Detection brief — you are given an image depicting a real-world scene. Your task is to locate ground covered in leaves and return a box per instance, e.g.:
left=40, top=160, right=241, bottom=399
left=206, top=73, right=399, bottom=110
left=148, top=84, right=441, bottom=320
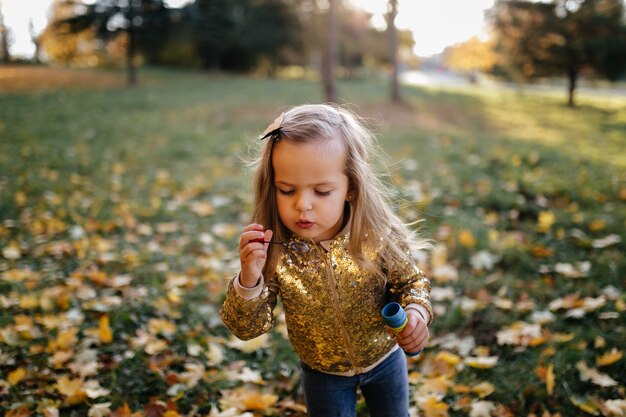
left=1, top=66, right=625, bottom=417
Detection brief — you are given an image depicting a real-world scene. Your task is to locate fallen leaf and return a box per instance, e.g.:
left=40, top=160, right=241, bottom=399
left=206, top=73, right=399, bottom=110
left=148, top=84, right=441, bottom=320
left=242, top=392, right=279, bottom=410
left=459, top=230, right=476, bottom=248
left=8, top=367, right=26, bottom=385
left=111, top=403, right=133, bottom=417
left=471, top=382, right=495, bottom=398
left=88, top=403, right=112, bottom=417
left=98, top=315, right=113, bottom=344
left=2, top=241, right=22, bottom=260
left=569, top=395, right=601, bottom=415
left=420, top=396, right=449, bottom=417
left=546, top=363, right=555, bottom=395
left=469, top=400, right=496, bottom=417
left=227, top=334, right=270, bottom=353
left=603, top=399, right=626, bottom=416
left=537, top=211, right=556, bottom=232
left=576, top=361, right=618, bottom=387
left=464, top=356, right=498, bottom=369
left=596, top=349, right=623, bottom=367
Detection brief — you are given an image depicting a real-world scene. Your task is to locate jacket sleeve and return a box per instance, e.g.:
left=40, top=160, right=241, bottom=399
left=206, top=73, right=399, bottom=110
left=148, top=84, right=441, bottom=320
left=386, top=251, right=434, bottom=326
left=220, top=274, right=279, bottom=340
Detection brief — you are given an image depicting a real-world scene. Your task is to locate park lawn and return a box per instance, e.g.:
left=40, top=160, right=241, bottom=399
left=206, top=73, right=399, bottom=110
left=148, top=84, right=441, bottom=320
left=0, top=66, right=625, bottom=416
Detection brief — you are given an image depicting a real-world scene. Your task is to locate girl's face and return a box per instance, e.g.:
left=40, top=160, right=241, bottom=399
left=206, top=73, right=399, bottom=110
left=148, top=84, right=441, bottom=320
left=272, top=138, right=351, bottom=242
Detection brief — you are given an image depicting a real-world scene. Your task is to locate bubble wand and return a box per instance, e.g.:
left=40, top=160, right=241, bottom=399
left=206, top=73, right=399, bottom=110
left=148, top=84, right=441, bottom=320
left=382, top=302, right=422, bottom=357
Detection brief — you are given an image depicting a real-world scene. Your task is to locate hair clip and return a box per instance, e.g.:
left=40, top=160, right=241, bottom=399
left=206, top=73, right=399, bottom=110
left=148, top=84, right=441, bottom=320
left=259, top=112, right=285, bottom=141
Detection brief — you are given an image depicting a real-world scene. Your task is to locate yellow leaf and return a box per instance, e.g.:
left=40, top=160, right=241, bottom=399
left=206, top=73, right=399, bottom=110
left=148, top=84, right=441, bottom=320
left=589, top=219, right=606, bottom=232
left=56, top=376, right=83, bottom=396
left=546, top=363, right=555, bottom=395
left=19, top=294, right=39, bottom=309
left=464, top=356, right=498, bottom=369
left=227, top=334, right=270, bottom=353
left=471, top=382, right=495, bottom=398
left=435, top=351, right=461, bottom=366
left=148, top=318, right=177, bottom=337
left=569, top=395, right=601, bottom=415
left=163, top=412, right=180, bottom=417
left=111, top=403, right=133, bottom=417
left=596, top=348, right=623, bottom=367
left=2, top=241, right=22, bottom=260
left=54, top=327, right=79, bottom=350
left=576, top=361, right=618, bottom=387
left=421, top=396, right=449, bottom=417
left=99, top=315, right=113, bottom=344
left=551, top=333, right=576, bottom=343
left=537, top=211, right=556, bottom=233
left=242, top=392, right=279, bottom=410
left=458, top=230, right=476, bottom=248
left=15, top=191, right=27, bottom=206
left=8, top=367, right=26, bottom=385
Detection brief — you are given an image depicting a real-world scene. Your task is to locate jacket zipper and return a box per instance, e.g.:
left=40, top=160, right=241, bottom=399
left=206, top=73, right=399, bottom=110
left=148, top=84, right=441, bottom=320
left=317, top=243, right=358, bottom=370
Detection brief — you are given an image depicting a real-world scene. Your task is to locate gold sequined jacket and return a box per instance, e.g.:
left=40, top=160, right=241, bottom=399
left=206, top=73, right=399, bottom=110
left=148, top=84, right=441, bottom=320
left=220, top=232, right=432, bottom=374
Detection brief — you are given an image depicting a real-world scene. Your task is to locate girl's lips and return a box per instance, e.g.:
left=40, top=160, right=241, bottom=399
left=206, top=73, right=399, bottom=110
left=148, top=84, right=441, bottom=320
left=296, top=221, right=313, bottom=229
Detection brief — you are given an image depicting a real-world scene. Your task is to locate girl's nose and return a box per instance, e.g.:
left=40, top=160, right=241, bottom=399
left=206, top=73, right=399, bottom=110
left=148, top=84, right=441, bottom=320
left=295, top=194, right=312, bottom=212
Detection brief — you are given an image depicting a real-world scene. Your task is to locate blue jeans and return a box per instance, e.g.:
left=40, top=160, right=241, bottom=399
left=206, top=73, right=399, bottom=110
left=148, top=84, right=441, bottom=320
left=300, top=348, right=409, bottom=417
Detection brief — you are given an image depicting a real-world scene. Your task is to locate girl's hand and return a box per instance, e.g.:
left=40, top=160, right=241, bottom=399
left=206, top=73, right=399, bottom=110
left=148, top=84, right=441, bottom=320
left=395, top=309, right=429, bottom=354
left=239, top=224, right=273, bottom=288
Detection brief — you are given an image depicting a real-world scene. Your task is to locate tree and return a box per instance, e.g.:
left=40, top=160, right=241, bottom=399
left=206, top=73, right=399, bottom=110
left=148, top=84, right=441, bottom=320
left=55, top=0, right=171, bottom=85
left=0, top=0, right=11, bottom=63
left=443, top=36, right=497, bottom=81
left=387, top=0, right=401, bottom=103
left=188, top=0, right=298, bottom=72
left=29, top=19, right=41, bottom=63
left=489, top=0, right=626, bottom=106
left=322, top=0, right=339, bottom=102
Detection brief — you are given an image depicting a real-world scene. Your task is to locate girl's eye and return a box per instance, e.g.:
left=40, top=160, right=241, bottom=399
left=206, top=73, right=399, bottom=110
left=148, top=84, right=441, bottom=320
left=278, top=189, right=294, bottom=196
left=315, top=190, right=332, bottom=196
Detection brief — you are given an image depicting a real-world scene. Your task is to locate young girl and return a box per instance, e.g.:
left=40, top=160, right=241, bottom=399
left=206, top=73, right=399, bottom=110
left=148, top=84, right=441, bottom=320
left=221, top=104, right=433, bottom=417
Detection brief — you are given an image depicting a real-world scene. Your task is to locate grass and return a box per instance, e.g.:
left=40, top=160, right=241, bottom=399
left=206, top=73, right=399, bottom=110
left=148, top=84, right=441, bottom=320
left=0, top=65, right=625, bottom=416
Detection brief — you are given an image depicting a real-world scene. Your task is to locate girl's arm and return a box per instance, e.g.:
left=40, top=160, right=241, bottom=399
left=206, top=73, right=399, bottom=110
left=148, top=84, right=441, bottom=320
left=220, top=224, right=278, bottom=340
left=220, top=273, right=278, bottom=340
left=387, top=258, right=433, bottom=325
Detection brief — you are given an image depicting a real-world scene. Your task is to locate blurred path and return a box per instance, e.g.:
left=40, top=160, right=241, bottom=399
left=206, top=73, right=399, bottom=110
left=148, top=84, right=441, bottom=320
left=401, top=69, right=626, bottom=97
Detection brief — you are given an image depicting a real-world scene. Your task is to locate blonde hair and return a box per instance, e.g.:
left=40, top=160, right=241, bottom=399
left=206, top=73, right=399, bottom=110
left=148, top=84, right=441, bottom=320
left=248, top=103, right=429, bottom=280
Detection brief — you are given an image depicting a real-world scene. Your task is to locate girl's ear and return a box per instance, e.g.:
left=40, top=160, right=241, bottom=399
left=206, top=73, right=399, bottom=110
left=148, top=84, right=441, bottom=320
left=346, top=191, right=354, bottom=201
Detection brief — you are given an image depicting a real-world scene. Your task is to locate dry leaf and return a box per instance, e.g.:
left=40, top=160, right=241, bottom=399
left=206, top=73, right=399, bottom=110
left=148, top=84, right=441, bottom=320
left=546, top=363, right=555, bottom=395
left=420, top=396, right=449, bottom=417
left=537, top=211, right=556, bottom=232
left=242, top=392, right=279, bottom=410
left=569, top=395, right=601, bottom=415
left=469, top=401, right=496, bottom=417
left=603, top=399, right=626, bottom=416
left=471, top=382, right=495, bottom=398
left=227, top=334, right=270, bottom=353
left=98, top=315, right=113, bottom=344
left=111, top=403, right=133, bottom=417
left=464, top=356, right=498, bottom=369
left=596, top=348, right=623, bottom=367
left=2, top=241, right=22, bottom=260
left=576, top=361, right=618, bottom=387
left=88, top=403, right=112, bottom=417
left=8, top=367, right=26, bottom=385
left=458, top=230, right=476, bottom=248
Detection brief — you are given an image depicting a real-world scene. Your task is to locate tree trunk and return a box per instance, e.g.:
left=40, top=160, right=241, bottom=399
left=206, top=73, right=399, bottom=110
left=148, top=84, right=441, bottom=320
left=0, top=1, right=11, bottom=64
left=388, top=0, right=401, bottom=103
left=126, top=4, right=137, bottom=86
left=322, top=0, right=338, bottom=103
left=567, top=66, right=577, bottom=107
left=29, top=19, right=40, bottom=63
